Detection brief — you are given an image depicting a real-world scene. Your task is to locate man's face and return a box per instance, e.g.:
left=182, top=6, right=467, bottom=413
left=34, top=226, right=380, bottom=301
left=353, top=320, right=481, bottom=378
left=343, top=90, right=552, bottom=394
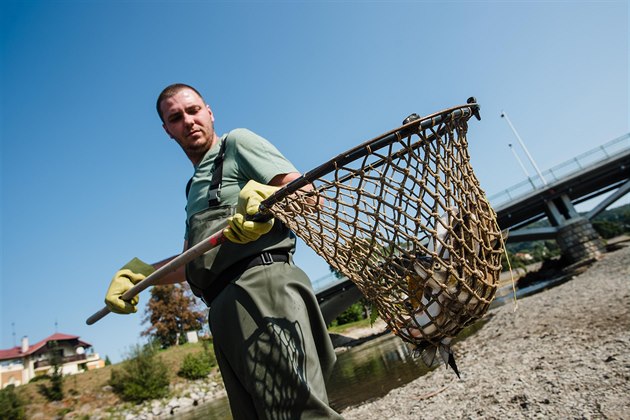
left=160, top=88, right=216, bottom=164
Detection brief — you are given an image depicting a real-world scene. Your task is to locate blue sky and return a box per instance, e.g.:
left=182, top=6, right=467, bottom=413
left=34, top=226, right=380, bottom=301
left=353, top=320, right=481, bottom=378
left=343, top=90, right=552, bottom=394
left=1, top=1, right=628, bottom=363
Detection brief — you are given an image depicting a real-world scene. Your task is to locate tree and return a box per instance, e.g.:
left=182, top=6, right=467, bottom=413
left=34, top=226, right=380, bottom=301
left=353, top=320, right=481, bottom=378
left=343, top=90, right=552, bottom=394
left=37, top=341, right=64, bottom=401
left=141, top=283, right=206, bottom=348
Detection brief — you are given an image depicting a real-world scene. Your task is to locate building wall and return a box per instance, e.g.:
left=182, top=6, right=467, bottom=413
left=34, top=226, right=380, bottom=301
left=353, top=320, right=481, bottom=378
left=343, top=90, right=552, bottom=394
left=1, top=345, right=104, bottom=387
left=0, top=363, right=25, bottom=388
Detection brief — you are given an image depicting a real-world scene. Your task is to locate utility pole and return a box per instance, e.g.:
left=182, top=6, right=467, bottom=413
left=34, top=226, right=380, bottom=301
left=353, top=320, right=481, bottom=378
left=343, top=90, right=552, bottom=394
left=501, top=110, right=548, bottom=186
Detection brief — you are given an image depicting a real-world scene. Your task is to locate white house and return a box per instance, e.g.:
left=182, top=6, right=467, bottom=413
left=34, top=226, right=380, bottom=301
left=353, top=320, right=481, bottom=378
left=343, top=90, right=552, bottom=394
left=0, top=333, right=104, bottom=388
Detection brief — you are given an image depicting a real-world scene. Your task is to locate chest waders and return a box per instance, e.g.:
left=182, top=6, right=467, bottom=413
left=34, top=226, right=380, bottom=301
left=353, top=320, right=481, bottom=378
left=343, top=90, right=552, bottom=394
left=185, top=138, right=296, bottom=306
left=185, top=135, right=342, bottom=419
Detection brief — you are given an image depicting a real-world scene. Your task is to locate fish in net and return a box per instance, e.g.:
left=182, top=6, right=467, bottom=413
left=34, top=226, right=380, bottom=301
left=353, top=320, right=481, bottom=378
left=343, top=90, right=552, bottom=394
left=262, top=99, right=504, bottom=376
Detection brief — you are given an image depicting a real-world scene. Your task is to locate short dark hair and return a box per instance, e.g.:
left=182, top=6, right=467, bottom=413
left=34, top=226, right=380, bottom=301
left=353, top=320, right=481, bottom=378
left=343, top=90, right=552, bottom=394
left=156, top=83, right=205, bottom=122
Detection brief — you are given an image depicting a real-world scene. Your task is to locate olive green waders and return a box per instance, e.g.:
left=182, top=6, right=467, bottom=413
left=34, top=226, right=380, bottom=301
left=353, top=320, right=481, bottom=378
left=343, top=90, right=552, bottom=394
left=208, top=260, right=342, bottom=420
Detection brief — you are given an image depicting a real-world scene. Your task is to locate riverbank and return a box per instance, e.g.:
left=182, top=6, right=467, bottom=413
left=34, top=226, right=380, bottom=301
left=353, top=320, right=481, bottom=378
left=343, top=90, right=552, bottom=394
left=16, top=244, right=628, bottom=419
left=341, top=245, right=630, bottom=419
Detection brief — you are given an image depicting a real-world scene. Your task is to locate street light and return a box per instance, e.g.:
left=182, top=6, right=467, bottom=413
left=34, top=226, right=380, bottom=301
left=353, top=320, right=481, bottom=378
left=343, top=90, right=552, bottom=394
left=508, top=143, right=536, bottom=189
left=501, top=110, right=548, bottom=186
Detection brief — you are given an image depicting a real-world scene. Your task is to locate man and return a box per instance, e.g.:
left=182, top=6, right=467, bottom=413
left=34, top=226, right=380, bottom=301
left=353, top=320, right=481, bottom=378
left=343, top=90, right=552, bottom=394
left=104, top=84, right=342, bottom=419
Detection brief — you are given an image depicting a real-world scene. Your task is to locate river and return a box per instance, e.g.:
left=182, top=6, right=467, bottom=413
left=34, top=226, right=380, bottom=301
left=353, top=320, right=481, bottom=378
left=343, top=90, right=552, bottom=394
left=182, top=275, right=569, bottom=419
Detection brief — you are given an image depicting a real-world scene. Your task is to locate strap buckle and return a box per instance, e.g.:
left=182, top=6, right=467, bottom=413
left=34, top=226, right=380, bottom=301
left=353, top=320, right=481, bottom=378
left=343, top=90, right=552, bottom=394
left=260, top=252, right=274, bottom=265
left=208, top=184, right=222, bottom=205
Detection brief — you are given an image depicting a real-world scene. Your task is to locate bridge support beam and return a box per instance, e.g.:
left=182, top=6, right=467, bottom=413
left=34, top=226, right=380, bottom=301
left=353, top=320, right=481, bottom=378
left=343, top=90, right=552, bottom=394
left=586, top=179, right=630, bottom=220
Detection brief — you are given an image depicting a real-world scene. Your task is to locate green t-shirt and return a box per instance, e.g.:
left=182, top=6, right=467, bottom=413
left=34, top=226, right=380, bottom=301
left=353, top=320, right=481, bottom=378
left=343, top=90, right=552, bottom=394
left=186, top=128, right=298, bottom=231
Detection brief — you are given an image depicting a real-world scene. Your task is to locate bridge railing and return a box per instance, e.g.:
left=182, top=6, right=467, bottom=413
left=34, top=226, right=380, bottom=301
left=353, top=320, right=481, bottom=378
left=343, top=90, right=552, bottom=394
left=488, top=133, right=630, bottom=207
left=311, top=271, right=346, bottom=293
left=310, top=133, right=630, bottom=293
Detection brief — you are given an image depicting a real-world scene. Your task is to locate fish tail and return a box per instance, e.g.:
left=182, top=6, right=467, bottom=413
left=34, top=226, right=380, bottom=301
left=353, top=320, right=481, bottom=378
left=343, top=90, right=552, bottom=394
left=419, top=344, right=441, bottom=368
left=416, top=341, right=461, bottom=379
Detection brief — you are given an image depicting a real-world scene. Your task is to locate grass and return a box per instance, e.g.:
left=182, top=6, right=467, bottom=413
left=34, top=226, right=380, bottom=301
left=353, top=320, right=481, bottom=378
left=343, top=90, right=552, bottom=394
left=15, top=340, right=220, bottom=419
left=15, top=324, right=365, bottom=418
left=327, top=317, right=375, bottom=334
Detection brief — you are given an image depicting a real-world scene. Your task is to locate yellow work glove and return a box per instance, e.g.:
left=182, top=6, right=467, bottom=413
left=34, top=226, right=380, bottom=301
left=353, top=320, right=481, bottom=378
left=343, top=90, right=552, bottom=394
left=224, top=180, right=279, bottom=244
left=104, top=257, right=155, bottom=314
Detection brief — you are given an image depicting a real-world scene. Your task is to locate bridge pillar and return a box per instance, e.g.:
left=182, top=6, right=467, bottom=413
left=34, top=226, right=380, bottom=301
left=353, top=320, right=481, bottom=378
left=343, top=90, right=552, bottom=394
left=544, top=194, right=606, bottom=263
left=555, top=217, right=606, bottom=263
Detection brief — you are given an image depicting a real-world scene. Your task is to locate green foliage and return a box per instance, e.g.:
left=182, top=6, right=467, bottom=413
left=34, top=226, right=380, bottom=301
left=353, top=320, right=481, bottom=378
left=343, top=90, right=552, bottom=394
left=332, top=301, right=367, bottom=327
left=329, top=264, right=344, bottom=279
left=592, top=220, right=627, bottom=239
left=37, top=341, right=64, bottom=402
left=592, top=203, right=630, bottom=228
left=501, top=250, right=527, bottom=272
left=109, top=344, right=170, bottom=403
left=0, top=385, right=25, bottom=420
left=369, top=302, right=380, bottom=326
left=178, top=349, right=215, bottom=380
left=104, top=356, right=112, bottom=366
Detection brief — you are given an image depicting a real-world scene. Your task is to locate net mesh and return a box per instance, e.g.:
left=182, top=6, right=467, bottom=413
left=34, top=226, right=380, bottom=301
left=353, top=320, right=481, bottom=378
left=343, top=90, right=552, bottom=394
left=269, top=104, right=503, bottom=349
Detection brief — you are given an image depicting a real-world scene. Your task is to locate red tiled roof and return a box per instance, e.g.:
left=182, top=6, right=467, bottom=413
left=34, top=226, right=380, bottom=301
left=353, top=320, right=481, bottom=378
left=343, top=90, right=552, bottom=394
left=0, top=333, right=92, bottom=360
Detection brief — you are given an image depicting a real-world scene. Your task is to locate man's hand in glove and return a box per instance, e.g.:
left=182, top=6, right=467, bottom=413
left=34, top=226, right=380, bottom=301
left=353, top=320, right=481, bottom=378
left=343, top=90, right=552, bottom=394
left=105, top=257, right=155, bottom=314
left=224, top=180, right=279, bottom=244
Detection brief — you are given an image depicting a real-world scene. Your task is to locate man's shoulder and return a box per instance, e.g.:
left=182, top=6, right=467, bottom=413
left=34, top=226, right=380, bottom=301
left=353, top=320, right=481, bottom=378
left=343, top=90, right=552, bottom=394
left=225, top=128, right=272, bottom=150
left=226, top=128, right=260, bottom=140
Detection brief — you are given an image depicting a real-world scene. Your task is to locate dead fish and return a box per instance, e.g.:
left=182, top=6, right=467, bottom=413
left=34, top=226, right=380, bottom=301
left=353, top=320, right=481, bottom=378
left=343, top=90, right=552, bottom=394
left=415, top=337, right=461, bottom=379
left=404, top=208, right=472, bottom=377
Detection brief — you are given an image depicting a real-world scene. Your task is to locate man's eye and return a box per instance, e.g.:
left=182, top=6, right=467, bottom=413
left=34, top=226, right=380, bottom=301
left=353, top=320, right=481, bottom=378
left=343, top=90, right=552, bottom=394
left=187, top=106, right=201, bottom=115
left=168, top=114, right=182, bottom=123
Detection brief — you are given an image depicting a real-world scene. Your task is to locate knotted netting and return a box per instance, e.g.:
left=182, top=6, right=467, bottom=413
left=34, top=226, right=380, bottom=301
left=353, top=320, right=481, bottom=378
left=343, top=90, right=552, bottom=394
left=264, top=99, right=504, bottom=355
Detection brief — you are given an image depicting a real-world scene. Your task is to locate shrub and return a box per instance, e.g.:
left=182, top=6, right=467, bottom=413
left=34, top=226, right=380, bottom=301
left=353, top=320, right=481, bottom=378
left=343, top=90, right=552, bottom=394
left=178, top=339, right=217, bottom=380
left=335, top=301, right=366, bottom=326
left=0, top=385, right=26, bottom=420
left=109, top=344, right=170, bottom=403
left=178, top=352, right=214, bottom=379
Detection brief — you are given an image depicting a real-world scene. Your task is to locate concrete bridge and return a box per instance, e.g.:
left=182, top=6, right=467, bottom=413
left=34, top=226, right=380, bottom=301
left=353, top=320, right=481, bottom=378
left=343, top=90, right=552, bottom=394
left=490, top=133, right=630, bottom=261
left=313, top=132, right=630, bottom=323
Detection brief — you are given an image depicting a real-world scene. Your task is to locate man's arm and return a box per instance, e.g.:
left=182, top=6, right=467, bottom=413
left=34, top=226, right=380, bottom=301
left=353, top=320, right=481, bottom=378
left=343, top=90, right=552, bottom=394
left=149, top=241, right=188, bottom=285
left=269, top=172, right=321, bottom=208
left=155, top=173, right=307, bottom=283
left=269, top=172, right=300, bottom=186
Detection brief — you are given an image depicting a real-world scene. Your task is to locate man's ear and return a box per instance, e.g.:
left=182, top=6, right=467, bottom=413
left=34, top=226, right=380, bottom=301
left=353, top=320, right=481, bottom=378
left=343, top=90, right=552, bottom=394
left=206, top=104, right=215, bottom=122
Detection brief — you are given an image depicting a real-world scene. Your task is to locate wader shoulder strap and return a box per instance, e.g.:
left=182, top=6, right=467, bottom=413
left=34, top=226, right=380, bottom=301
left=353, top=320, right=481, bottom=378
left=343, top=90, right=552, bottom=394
left=185, top=138, right=228, bottom=206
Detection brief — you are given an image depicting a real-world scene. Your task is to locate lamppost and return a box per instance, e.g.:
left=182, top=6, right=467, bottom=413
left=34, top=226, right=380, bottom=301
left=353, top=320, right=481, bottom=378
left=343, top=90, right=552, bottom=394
left=501, top=110, right=548, bottom=186
left=509, top=143, right=536, bottom=189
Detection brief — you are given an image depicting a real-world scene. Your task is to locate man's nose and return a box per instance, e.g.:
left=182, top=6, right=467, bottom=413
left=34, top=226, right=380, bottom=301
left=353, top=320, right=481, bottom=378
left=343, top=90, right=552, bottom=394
left=184, top=113, right=195, bottom=126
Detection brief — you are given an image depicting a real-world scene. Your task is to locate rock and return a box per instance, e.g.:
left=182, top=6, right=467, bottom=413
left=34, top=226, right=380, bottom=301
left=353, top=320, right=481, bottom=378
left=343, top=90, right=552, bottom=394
left=178, top=397, right=195, bottom=409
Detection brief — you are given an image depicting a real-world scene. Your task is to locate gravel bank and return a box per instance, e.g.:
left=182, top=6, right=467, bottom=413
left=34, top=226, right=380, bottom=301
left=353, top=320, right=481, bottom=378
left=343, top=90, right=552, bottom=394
left=342, top=245, right=630, bottom=419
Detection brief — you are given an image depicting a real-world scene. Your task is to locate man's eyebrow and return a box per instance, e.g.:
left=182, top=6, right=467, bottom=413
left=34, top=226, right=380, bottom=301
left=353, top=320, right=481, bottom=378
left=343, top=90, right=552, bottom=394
left=166, top=110, right=182, bottom=119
